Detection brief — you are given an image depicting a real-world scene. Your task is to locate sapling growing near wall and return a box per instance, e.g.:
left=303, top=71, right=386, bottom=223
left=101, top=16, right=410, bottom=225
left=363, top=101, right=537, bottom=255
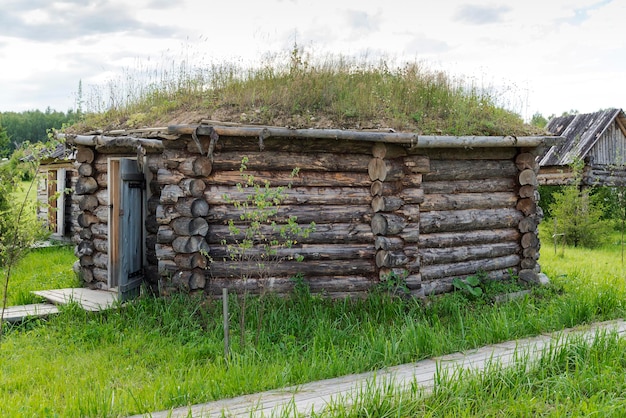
left=549, top=158, right=611, bottom=248
left=0, top=141, right=59, bottom=340
left=218, top=157, right=315, bottom=348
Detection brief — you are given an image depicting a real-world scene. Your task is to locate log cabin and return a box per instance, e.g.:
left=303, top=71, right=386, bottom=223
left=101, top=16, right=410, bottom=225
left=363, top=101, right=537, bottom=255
left=61, top=123, right=562, bottom=301
left=538, top=108, right=626, bottom=186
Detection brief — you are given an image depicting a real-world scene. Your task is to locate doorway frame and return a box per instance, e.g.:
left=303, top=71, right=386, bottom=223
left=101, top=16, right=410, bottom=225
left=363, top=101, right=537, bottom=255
left=107, top=157, right=147, bottom=292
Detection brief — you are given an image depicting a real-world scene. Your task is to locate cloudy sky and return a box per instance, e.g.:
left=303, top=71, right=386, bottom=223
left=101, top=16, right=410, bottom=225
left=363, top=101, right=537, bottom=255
left=1, top=0, right=624, bottom=120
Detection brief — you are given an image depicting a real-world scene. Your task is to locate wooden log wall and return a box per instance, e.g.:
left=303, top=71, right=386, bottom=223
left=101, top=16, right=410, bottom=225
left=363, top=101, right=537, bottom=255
left=537, top=165, right=575, bottom=186
left=147, top=142, right=210, bottom=295
left=72, top=146, right=104, bottom=287
left=585, top=166, right=626, bottom=187
left=414, top=147, right=531, bottom=296
left=369, top=142, right=425, bottom=295
left=515, top=149, right=543, bottom=283
left=539, top=164, right=626, bottom=187
left=174, top=135, right=378, bottom=298
left=69, top=129, right=547, bottom=299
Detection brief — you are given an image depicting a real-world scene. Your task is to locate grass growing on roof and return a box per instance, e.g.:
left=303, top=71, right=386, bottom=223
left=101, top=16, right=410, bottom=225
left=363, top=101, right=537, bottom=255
left=75, top=47, right=541, bottom=136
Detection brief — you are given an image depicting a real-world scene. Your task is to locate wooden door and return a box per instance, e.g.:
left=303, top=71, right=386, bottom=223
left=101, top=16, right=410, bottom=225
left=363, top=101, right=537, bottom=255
left=110, top=159, right=145, bottom=302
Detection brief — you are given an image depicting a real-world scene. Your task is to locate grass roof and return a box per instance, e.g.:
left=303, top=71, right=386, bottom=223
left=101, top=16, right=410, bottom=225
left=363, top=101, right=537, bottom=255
left=72, top=48, right=543, bottom=136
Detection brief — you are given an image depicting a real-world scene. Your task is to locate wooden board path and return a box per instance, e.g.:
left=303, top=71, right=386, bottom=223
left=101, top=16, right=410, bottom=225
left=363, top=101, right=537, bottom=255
left=137, top=319, right=626, bottom=418
left=1, top=303, right=59, bottom=323
left=1, top=288, right=118, bottom=324
left=32, top=288, right=118, bottom=312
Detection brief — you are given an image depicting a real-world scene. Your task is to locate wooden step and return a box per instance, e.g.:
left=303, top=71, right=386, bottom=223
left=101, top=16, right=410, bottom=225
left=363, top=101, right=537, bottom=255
left=1, top=303, right=59, bottom=323
left=32, top=288, right=118, bottom=312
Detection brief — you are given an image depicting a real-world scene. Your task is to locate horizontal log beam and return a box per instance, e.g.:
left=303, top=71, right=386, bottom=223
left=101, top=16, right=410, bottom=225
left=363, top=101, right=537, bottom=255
left=168, top=124, right=562, bottom=148
left=207, top=259, right=374, bottom=278
left=205, top=276, right=375, bottom=295
left=414, top=136, right=562, bottom=148
left=422, top=178, right=516, bottom=194
left=408, top=148, right=517, bottom=160
left=420, top=254, right=520, bottom=281
left=537, top=166, right=575, bottom=186
left=190, top=136, right=374, bottom=155
left=421, top=268, right=516, bottom=296
left=415, top=242, right=521, bottom=266
left=211, top=151, right=372, bottom=173
left=206, top=204, right=372, bottom=224
left=418, top=228, right=520, bottom=248
left=205, top=186, right=372, bottom=206
left=61, top=134, right=163, bottom=151
left=420, top=208, right=523, bottom=234
left=208, top=243, right=374, bottom=261
left=207, top=170, right=372, bottom=187
left=420, top=192, right=518, bottom=212
left=424, top=160, right=518, bottom=181
left=371, top=213, right=408, bottom=235
left=208, top=223, right=373, bottom=244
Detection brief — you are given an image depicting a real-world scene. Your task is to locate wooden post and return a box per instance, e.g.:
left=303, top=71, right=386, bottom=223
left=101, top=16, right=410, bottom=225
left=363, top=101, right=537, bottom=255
left=553, top=217, right=557, bottom=255
left=223, top=288, right=230, bottom=361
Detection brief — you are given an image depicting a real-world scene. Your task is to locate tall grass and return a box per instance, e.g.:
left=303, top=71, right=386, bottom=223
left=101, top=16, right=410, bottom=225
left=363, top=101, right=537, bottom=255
left=1, top=181, right=78, bottom=306
left=2, top=242, right=626, bottom=417
left=76, top=47, right=539, bottom=136
left=2, top=246, right=79, bottom=306
left=1, top=228, right=624, bottom=416
left=318, top=331, right=626, bottom=417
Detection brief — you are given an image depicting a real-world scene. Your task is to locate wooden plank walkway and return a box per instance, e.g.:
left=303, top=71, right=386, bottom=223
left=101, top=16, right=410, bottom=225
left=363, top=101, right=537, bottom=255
left=1, top=303, right=59, bottom=323
left=1, top=288, right=118, bottom=323
left=138, top=319, right=626, bottom=418
left=32, top=288, right=118, bottom=312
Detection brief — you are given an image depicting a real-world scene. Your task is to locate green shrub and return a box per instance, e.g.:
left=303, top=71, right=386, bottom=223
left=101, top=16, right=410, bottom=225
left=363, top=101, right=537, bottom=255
left=549, top=160, right=612, bottom=248
left=550, top=186, right=611, bottom=248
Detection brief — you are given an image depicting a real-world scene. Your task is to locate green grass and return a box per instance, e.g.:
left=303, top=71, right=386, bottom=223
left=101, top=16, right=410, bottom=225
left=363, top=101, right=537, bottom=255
left=317, top=331, right=626, bottom=417
left=3, top=179, right=39, bottom=238
left=1, top=228, right=625, bottom=416
left=1, top=179, right=78, bottom=306
left=1, top=246, right=79, bottom=306
left=75, top=47, right=541, bottom=137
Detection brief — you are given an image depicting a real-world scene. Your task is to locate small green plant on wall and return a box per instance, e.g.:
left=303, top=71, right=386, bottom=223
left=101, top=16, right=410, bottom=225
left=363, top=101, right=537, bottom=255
left=376, top=269, right=410, bottom=298
left=219, top=157, right=315, bottom=348
left=452, top=274, right=484, bottom=299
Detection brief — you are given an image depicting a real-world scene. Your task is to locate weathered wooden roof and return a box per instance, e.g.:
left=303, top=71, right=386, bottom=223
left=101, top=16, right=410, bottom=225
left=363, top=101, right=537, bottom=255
left=22, top=142, right=75, bottom=163
left=539, top=108, right=626, bottom=166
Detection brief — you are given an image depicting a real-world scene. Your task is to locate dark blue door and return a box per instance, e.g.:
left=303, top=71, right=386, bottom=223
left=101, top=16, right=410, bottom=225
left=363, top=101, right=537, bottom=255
left=119, top=159, right=144, bottom=302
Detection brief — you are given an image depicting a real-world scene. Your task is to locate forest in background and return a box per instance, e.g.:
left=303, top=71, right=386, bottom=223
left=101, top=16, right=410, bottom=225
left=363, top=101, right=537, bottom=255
left=0, top=108, right=78, bottom=158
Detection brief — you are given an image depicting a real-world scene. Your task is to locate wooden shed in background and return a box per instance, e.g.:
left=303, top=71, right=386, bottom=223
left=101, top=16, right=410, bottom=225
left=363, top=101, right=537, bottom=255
left=538, top=108, right=626, bottom=186
left=36, top=143, right=79, bottom=241
left=62, top=123, right=561, bottom=301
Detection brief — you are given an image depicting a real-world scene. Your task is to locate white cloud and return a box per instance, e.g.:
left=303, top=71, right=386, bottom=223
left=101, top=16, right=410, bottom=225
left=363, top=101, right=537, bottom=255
left=453, top=4, right=512, bottom=25
left=0, top=0, right=624, bottom=119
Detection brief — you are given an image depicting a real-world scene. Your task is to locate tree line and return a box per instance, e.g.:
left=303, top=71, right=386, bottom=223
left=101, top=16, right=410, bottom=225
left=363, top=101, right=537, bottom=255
left=0, top=108, right=78, bottom=158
